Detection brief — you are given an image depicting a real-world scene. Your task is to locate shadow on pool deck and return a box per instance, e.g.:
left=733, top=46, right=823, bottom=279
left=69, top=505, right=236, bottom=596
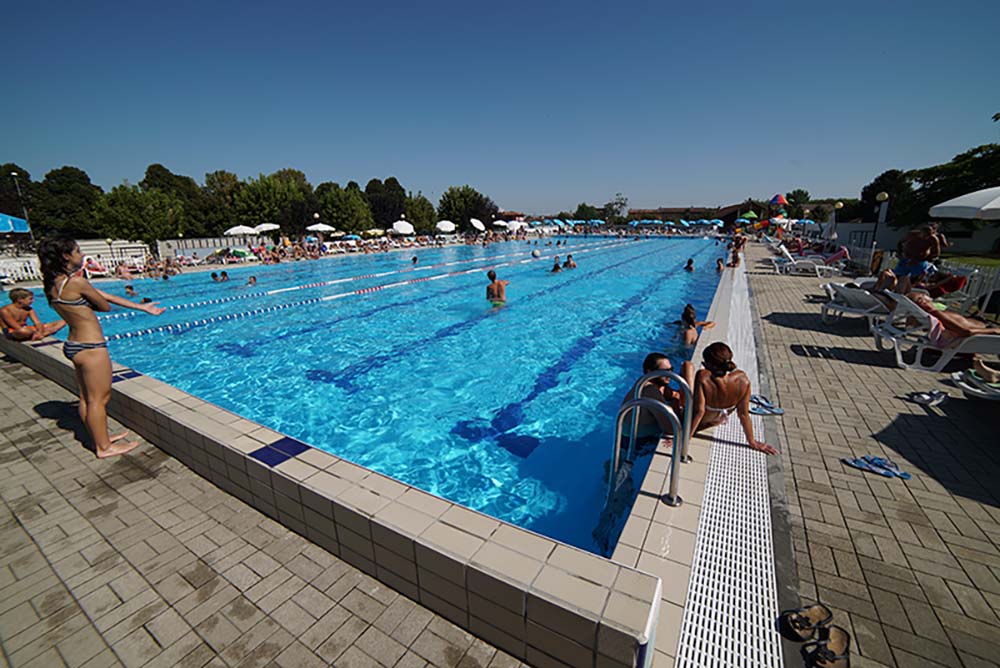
left=871, top=402, right=1000, bottom=509
left=764, top=311, right=870, bottom=336
left=33, top=399, right=93, bottom=453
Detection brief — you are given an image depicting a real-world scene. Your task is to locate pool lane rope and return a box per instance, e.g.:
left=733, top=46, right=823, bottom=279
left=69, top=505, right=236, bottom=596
left=97, top=239, right=620, bottom=322
left=107, top=239, right=639, bottom=341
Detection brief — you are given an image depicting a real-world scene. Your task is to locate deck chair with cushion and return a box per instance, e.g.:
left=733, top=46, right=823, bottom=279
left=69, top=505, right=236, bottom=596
left=770, top=246, right=839, bottom=277
left=821, top=284, right=890, bottom=330
left=873, top=293, right=1000, bottom=372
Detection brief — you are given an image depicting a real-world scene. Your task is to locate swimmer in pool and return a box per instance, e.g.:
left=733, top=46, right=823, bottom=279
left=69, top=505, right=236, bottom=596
left=562, top=254, right=576, bottom=269
left=684, top=258, right=694, bottom=272
left=679, top=304, right=715, bottom=346
left=486, top=270, right=509, bottom=307
left=551, top=257, right=562, bottom=273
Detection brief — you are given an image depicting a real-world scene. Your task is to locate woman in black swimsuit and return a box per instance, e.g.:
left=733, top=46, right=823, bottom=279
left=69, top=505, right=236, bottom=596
left=38, top=237, right=165, bottom=458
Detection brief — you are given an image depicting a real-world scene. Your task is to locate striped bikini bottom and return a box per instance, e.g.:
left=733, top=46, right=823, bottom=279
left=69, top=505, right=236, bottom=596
left=63, top=340, right=108, bottom=361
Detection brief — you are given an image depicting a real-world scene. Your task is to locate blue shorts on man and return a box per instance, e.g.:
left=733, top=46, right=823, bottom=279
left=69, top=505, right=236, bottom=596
left=894, top=258, right=930, bottom=278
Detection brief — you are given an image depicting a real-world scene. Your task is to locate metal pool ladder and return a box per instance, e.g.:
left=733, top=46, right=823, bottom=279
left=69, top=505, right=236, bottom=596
left=608, top=370, right=693, bottom=507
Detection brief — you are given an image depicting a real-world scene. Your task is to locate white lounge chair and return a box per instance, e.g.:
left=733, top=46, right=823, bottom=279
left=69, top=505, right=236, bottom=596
left=873, top=293, right=1000, bottom=372
left=770, top=246, right=838, bottom=277
left=821, top=284, right=890, bottom=330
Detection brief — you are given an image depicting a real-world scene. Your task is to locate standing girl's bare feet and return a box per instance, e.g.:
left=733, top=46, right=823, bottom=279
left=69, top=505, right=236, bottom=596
left=109, top=431, right=131, bottom=443
left=96, top=440, right=140, bottom=458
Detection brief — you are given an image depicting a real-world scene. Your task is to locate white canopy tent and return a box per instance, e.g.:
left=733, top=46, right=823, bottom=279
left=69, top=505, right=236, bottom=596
left=391, top=220, right=415, bottom=235
left=224, top=225, right=256, bottom=235
left=929, top=186, right=1000, bottom=220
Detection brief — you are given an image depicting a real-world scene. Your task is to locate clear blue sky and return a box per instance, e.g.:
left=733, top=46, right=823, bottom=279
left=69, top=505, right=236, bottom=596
left=8, top=0, right=999, bottom=213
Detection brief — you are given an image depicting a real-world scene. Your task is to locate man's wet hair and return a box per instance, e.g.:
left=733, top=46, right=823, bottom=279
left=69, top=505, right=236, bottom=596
left=487, top=270, right=496, bottom=281
left=642, top=352, right=670, bottom=373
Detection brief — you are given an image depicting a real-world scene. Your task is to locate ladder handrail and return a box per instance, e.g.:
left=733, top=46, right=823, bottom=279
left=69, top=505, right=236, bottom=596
left=627, top=370, right=694, bottom=462
left=611, top=398, right=684, bottom=507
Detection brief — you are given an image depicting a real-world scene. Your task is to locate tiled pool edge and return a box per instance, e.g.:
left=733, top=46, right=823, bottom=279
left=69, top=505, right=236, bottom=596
left=0, top=336, right=661, bottom=668
left=609, top=259, right=734, bottom=666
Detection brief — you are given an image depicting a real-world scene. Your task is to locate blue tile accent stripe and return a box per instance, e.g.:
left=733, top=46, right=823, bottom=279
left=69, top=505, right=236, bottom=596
left=111, top=369, right=142, bottom=383
left=249, top=447, right=292, bottom=467
left=269, top=436, right=311, bottom=457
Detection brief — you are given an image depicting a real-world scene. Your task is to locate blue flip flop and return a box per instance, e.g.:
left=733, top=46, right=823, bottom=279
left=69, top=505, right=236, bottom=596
left=842, top=457, right=894, bottom=478
left=862, top=456, right=912, bottom=480
left=751, top=395, right=785, bottom=415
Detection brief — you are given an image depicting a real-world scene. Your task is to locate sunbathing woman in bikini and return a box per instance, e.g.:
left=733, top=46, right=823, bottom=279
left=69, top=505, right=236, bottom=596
left=689, top=342, right=778, bottom=455
left=38, top=237, right=165, bottom=458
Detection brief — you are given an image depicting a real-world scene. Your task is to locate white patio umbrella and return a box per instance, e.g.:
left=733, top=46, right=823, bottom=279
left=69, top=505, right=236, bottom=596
left=391, top=220, right=415, bottom=235
left=493, top=219, right=508, bottom=227
left=364, top=228, right=385, bottom=236
left=306, top=222, right=336, bottom=232
left=435, top=220, right=456, bottom=233
left=470, top=218, right=485, bottom=232
left=224, top=225, right=256, bottom=235
left=254, top=223, right=280, bottom=233
left=929, top=185, right=1000, bottom=220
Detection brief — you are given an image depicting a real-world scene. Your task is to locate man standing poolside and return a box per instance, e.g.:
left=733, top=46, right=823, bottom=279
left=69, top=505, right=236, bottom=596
left=1, top=289, right=66, bottom=341
left=894, top=225, right=940, bottom=293
left=486, top=270, right=509, bottom=307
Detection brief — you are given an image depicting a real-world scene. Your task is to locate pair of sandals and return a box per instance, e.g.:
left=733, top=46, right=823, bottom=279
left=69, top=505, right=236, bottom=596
left=779, top=603, right=850, bottom=667
left=842, top=455, right=911, bottom=480
left=906, top=389, right=948, bottom=407
left=750, top=394, right=785, bottom=416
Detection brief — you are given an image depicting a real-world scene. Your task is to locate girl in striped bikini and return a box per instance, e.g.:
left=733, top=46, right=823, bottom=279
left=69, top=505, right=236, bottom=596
left=39, top=237, right=165, bottom=458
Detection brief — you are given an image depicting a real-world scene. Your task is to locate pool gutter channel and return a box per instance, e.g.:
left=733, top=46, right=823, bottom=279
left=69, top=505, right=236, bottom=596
left=2, top=333, right=662, bottom=668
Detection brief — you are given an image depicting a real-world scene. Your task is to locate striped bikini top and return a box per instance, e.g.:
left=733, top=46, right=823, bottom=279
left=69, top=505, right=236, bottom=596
left=49, top=276, right=91, bottom=308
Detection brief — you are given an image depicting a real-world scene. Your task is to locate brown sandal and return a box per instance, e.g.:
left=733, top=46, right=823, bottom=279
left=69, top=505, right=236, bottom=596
left=778, top=603, right=833, bottom=641
left=802, top=625, right=851, bottom=668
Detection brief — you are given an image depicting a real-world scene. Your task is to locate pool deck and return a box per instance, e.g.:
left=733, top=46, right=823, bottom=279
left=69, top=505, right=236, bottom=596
left=3, top=240, right=999, bottom=667
left=0, top=357, right=524, bottom=668
left=746, top=244, right=1000, bottom=667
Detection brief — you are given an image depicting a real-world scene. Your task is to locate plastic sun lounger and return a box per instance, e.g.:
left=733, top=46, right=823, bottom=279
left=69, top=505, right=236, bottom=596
left=873, top=293, right=1000, bottom=373
left=821, top=284, right=890, bottom=331
left=770, top=246, right=839, bottom=277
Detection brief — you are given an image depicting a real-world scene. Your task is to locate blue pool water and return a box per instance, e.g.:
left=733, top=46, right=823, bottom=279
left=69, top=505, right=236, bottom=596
left=30, top=237, right=722, bottom=554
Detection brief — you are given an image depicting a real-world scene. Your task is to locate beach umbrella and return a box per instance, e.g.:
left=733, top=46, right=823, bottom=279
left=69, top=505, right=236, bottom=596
left=306, top=222, right=336, bottom=232
left=770, top=194, right=789, bottom=206
left=224, top=225, right=256, bottom=235
left=328, top=231, right=345, bottom=238
left=254, top=223, right=280, bottom=233
left=343, top=234, right=361, bottom=240
left=529, top=220, right=543, bottom=226
left=710, top=219, right=723, bottom=225
left=743, top=211, right=758, bottom=220
left=735, top=218, right=750, bottom=224
left=929, top=186, right=1000, bottom=220
left=435, top=220, right=456, bottom=233
left=391, top=220, right=415, bottom=235
left=799, top=219, right=816, bottom=225
left=470, top=218, right=486, bottom=231
left=680, top=221, right=690, bottom=227
left=364, top=228, right=385, bottom=236
left=589, top=219, right=604, bottom=225
left=493, top=220, right=508, bottom=227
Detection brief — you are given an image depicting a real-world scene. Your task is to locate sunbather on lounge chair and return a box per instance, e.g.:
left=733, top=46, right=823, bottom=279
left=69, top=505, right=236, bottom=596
left=910, top=293, right=1000, bottom=344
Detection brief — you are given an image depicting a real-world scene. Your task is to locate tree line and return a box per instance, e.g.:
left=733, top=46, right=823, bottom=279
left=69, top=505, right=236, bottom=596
left=0, top=163, right=506, bottom=245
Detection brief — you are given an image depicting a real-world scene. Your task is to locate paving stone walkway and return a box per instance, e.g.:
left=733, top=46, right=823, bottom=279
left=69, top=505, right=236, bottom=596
left=747, top=246, right=1000, bottom=667
left=0, top=355, right=521, bottom=668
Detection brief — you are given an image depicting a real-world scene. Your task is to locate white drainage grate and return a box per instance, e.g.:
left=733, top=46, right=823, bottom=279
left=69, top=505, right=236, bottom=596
left=675, top=264, right=784, bottom=668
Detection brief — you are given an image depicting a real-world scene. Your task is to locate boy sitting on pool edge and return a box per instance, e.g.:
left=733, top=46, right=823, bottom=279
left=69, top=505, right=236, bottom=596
left=1, top=288, right=66, bottom=341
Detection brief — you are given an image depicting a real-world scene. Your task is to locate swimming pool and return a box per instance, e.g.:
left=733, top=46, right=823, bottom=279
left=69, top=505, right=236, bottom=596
left=31, top=237, right=722, bottom=554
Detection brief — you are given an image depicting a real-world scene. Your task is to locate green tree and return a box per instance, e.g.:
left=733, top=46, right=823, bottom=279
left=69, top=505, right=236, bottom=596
left=139, top=164, right=206, bottom=236
left=405, top=192, right=437, bottom=233
left=270, top=168, right=315, bottom=234
left=860, top=169, right=915, bottom=228
left=602, top=193, right=628, bottom=225
left=202, top=170, right=243, bottom=235
left=573, top=203, right=601, bottom=221
left=33, top=166, right=103, bottom=237
left=317, top=183, right=374, bottom=233
left=93, top=183, right=185, bottom=246
left=786, top=189, right=811, bottom=218
left=436, top=185, right=499, bottom=232
left=809, top=204, right=830, bottom=223
left=233, top=174, right=305, bottom=231
left=0, top=163, right=32, bottom=219
left=902, top=144, right=1000, bottom=228
left=555, top=211, right=573, bottom=220
left=365, top=177, right=406, bottom=228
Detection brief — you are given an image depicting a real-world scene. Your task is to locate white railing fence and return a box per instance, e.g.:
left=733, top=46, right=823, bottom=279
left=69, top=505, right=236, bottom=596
left=0, top=258, right=42, bottom=282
